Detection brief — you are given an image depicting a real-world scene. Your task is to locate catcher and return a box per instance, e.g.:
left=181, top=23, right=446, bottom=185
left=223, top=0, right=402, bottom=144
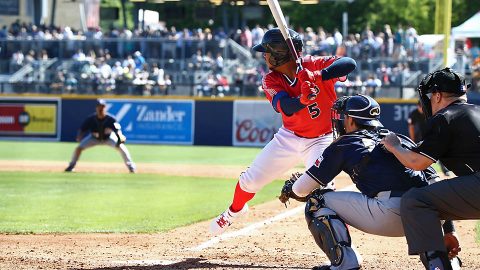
left=279, top=95, right=461, bottom=270
left=64, top=99, right=136, bottom=173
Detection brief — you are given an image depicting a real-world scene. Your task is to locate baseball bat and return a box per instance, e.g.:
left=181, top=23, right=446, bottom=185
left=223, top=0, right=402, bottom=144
left=266, top=0, right=317, bottom=100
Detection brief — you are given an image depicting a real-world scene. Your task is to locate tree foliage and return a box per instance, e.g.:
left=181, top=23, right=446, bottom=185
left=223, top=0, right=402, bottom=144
left=282, top=0, right=479, bottom=35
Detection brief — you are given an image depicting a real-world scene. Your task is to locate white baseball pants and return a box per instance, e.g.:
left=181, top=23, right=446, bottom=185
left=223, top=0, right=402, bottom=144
left=239, top=127, right=333, bottom=193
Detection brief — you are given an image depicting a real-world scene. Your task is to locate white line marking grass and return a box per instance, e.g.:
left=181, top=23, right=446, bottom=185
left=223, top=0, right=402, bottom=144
left=189, top=184, right=357, bottom=251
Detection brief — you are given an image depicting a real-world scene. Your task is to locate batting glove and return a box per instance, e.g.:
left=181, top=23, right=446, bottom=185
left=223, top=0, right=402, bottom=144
left=298, top=68, right=322, bottom=84
left=299, top=81, right=319, bottom=105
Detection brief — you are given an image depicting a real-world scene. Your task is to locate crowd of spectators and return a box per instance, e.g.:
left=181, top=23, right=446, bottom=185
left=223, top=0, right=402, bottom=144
left=0, top=20, right=229, bottom=42
left=2, top=19, right=479, bottom=96
left=56, top=49, right=176, bottom=95
left=240, top=23, right=422, bottom=61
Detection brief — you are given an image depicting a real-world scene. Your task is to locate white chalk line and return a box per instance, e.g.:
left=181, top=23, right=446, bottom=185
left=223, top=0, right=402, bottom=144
left=111, top=259, right=180, bottom=266
left=189, top=184, right=357, bottom=251
left=111, top=259, right=264, bottom=267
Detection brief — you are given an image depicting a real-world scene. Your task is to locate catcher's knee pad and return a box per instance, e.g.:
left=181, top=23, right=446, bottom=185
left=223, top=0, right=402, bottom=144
left=305, top=190, right=361, bottom=269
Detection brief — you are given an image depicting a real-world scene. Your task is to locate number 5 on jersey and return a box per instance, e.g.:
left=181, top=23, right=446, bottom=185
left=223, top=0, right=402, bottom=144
left=308, top=102, right=321, bottom=119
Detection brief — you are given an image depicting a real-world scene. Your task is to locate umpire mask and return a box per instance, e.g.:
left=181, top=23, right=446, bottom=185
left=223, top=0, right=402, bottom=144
left=418, top=67, right=471, bottom=119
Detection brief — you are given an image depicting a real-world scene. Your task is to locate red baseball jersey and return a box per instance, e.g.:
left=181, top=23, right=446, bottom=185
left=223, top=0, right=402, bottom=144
left=262, top=55, right=341, bottom=138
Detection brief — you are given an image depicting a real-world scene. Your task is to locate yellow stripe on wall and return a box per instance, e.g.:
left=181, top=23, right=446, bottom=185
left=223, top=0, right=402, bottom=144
left=23, top=105, right=57, bottom=134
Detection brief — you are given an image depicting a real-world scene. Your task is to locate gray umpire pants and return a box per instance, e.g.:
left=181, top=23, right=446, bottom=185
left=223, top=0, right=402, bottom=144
left=70, top=133, right=135, bottom=170
left=401, top=172, right=480, bottom=254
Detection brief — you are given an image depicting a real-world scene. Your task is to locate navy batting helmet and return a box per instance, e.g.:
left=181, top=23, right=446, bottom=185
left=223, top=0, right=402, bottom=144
left=331, top=95, right=383, bottom=138
left=252, top=28, right=303, bottom=67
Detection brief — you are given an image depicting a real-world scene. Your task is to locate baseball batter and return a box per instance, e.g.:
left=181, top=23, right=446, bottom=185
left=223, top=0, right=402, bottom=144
left=210, top=28, right=357, bottom=235
left=280, top=95, right=461, bottom=270
left=382, top=68, right=479, bottom=270
left=64, top=99, right=136, bottom=173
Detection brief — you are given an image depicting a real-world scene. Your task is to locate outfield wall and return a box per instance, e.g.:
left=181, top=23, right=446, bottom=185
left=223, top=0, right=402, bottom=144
left=0, top=96, right=480, bottom=146
left=0, top=96, right=429, bottom=146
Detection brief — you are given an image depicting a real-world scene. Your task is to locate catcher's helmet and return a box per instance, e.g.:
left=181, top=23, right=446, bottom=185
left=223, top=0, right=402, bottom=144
left=418, top=67, right=471, bottom=118
left=252, top=28, right=303, bottom=67
left=331, top=94, right=383, bottom=138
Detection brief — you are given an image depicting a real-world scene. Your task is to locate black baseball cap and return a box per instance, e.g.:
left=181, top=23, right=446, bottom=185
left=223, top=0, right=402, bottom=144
left=427, top=68, right=470, bottom=94
left=96, top=99, right=107, bottom=106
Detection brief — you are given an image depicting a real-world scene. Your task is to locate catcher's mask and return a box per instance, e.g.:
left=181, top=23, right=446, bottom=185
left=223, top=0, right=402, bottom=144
left=418, top=67, right=471, bottom=119
left=331, top=95, right=383, bottom=139
left=252, top=28, right=303, bottom=68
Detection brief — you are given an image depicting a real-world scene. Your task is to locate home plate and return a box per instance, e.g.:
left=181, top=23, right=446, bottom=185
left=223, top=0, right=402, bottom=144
left=111, top=259, right=180, bottom=266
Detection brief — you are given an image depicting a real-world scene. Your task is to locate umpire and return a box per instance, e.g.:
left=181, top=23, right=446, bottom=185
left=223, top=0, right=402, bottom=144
left=382, top=67, right=480, bottom=270
left=65, top=99, right=136, bottom=173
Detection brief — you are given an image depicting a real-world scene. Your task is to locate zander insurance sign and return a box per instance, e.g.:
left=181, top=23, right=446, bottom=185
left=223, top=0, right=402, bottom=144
left=0, top=98, right=60, bottom=139
left=106, top=99, right=194, bottom=144
left=233, top=100, right=282, bottom=147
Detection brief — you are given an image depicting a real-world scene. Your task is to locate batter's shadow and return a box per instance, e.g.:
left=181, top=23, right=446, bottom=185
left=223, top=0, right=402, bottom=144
left=79, top=257, right=309, bottom=270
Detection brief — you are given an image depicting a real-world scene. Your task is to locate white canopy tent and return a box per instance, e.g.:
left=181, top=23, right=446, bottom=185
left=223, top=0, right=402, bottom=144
left=452, top=12, right=480, bottom=39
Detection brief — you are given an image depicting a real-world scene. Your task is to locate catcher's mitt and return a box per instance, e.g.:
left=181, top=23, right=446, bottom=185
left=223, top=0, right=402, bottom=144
left=279, top=172, right=307, bottom=206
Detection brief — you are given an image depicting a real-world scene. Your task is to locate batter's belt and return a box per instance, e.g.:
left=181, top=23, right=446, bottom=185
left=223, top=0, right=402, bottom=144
left=294, top=131, right=333, bottom=139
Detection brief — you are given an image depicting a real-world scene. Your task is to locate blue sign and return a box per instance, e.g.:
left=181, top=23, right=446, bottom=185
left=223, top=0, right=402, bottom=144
left=106, top=100, right=194, bottom=144
left=379, top=102, right=417, bottom=136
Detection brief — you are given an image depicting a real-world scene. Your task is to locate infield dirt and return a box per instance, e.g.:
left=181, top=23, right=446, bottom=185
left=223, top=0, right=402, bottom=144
left=0, top=161, right=479, bottom=270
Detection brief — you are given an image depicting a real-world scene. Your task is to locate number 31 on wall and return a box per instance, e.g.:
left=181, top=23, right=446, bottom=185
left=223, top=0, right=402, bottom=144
left=393, top=105, right=416, bottom=121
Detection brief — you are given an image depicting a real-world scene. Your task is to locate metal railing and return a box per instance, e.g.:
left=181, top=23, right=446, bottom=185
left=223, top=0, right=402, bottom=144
left=0, top=38, right=228, bottom=61
left=0, top=79, right=426, bottom=99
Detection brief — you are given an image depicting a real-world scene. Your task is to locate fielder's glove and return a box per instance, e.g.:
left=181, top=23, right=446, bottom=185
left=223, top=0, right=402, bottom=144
left=279, top=172, right=308, bottom=207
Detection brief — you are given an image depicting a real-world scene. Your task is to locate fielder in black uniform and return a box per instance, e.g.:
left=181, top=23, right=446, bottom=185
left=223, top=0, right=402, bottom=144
left=279, top=95, right=461, bottom=270
left=65, top=99, right=136, bottom=173
left=382, top=68, right=480, bottom=270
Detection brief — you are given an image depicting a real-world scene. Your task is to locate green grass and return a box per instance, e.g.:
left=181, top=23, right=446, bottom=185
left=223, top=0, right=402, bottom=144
left=1, top=141, right=478, bottom=241
left=0, top=141, right=289, bottom=233
left=0, top=141, right=263, bottom=165
left=0, top=171, right=283, bottom=233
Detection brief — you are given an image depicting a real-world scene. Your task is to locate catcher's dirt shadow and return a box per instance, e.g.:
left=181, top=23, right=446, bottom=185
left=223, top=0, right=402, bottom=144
left=80, top=257, right=309, bottom=270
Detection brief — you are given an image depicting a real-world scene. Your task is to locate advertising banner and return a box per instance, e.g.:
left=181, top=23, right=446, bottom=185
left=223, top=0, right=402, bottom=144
left=233, top=100, right=282, bottom=147
left=0, top=98, right=60, bottom=139
left=106, top=99, right=194, bottom=144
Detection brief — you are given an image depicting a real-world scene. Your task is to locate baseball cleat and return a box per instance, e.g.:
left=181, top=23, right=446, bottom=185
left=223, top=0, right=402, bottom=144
left=64, top=165, right=75, bottom=172
left=451, top=257, right=462, bottom=270
left=312, top=266, right=360, bottom=270
left=209, top=204, right=248, bottom=236
left=312, top=265, right=331, bottom=270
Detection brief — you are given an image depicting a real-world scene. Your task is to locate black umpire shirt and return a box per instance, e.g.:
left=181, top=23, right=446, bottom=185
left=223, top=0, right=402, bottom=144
left=80, top=113, right=119, bottom=141
left=414, top=100, right=480, bottom=176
